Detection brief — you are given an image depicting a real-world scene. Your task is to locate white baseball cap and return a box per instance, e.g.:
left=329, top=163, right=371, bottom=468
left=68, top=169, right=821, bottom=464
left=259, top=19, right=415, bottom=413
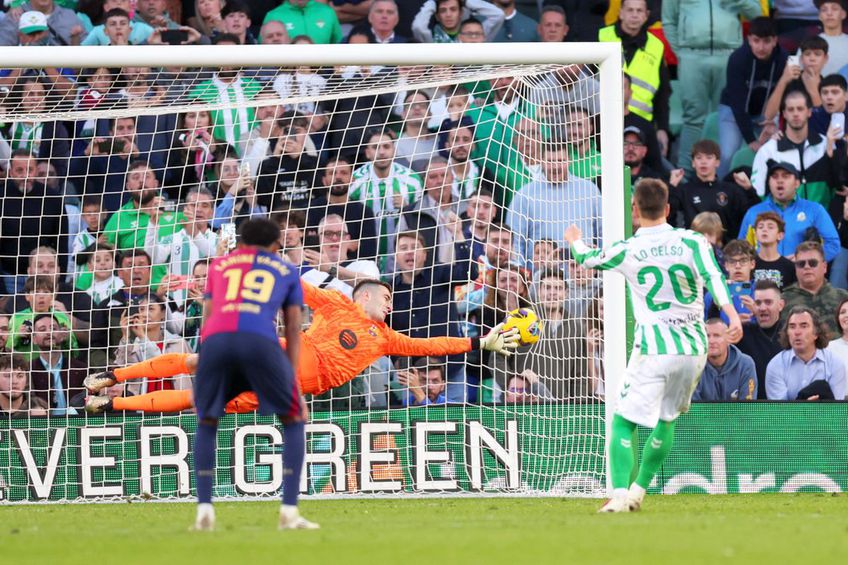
left=19, top=11, right=49, bottom=35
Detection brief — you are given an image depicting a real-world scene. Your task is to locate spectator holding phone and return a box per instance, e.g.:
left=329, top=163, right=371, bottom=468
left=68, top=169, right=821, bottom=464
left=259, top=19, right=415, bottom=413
left=146, top=187, right=218, bottom=310
left=706, top=240, right=757, bottom=323
left=395, top=356, right=447, bottom=406
left=810, top=74, right=848, bottom=137
left=752, top=211, right=798, bottom=289
left=114, top=294, right=192, bottom=395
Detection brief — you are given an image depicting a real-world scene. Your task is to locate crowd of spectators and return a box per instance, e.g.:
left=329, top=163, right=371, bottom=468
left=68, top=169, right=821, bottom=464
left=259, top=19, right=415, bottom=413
left=1, top=0, right=847, bottom=417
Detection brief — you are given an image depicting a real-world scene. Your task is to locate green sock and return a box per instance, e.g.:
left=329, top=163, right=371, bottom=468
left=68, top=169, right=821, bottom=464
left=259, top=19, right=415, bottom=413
left=610, top=414, right=638, bottom=489
left=635, top=420, right=676, bottom=489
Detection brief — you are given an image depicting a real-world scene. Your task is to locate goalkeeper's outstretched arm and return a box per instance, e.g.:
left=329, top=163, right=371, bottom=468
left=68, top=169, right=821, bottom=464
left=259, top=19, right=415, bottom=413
left=385, top=323, right=519, bottom=358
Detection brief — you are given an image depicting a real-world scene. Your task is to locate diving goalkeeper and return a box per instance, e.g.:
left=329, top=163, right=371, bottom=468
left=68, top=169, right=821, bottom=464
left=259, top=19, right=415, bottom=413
left=84, top=279, right=519, bottom=413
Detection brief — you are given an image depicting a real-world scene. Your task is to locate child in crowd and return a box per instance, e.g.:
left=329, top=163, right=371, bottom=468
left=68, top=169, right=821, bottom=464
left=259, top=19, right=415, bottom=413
left=85, top=244, right=124, bottom=305
left=752, top=211, right=797, bottom=289
left=69, top=196, right=108, bottom=283
left=690, top=211, right=726, bottom=271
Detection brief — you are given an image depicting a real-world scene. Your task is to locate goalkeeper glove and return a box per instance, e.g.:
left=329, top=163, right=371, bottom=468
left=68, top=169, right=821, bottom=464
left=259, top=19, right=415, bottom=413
left=479, top=322, right=520, bottom=356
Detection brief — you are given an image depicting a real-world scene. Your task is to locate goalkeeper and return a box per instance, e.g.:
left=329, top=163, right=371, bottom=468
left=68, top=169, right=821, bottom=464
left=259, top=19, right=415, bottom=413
left=564, top=178, right=742, bottom=513
left=85, top=279, right=519, bottom=413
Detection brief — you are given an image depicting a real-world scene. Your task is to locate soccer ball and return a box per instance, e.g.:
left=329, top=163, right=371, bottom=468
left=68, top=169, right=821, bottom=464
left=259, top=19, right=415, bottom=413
left=503, top=308, right=543, bottom=346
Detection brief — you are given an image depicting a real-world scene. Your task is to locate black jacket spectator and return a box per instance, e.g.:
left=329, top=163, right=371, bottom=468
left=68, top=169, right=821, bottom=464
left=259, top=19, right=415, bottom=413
left=255, top=152, right=319, bottom=211
left=670, top=179, right=760, bottom=243
left=306, top=198, right=379, bottom=261
left=1, top=121, right=72, bottom=177
left=719, top=41, right=788, bottom=146
left=390, top=241, right=477, bottom=340
left=550, top=0, right=609, bottom=43
left=736, top=321, right=783, bottom=400
left=0, top=181, right=67, bottom=277
left=29, top=356, right=88, bottom=412
left=625, top=113, right=663, bottom=172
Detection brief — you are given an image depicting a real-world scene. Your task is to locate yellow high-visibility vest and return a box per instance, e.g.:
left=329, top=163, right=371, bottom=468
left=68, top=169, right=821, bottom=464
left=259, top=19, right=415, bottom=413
left=599, top=25, right=664, bottom=122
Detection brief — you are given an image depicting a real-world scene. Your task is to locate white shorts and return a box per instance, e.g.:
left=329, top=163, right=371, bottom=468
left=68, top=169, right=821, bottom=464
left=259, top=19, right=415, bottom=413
left=615, top=353, right=707, bottom=428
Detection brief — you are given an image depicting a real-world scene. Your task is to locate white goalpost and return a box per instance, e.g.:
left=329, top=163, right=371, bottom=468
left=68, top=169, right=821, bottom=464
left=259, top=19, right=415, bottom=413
left=0, top=43, right=624, bottom=502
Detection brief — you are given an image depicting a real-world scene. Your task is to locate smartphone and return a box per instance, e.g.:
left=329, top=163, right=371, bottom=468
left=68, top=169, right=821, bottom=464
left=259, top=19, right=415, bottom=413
left=97, top=140, right=112, bottom=153
left=169, top=275, right=191, bottom=291
left=303, top=231, right=320, bottom=251
left=830, top=112, right=845, bottom=137
left=127, top=304, right=139, bottom=317
left=160, top=29, right=189, bottom=45
left=112, top=138, right=127, bottom=153
left=787, top=54, right=800, bottom=67
left=729, top=282, right=753, bottom=315
left=220, top=222, right=238, bottom=251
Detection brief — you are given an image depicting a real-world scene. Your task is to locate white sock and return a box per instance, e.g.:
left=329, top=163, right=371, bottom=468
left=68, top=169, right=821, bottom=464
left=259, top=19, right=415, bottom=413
left=281, top=504, right=298, bottom=515
left=628, top=483, right=646, bottom=500
left=612, top=487, right=628, bottom=499
left=197, top=503, right=214, bottom=514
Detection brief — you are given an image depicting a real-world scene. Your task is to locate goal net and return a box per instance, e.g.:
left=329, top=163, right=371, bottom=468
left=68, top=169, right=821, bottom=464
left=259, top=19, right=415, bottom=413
left=0, top=44, right=624, bottom=502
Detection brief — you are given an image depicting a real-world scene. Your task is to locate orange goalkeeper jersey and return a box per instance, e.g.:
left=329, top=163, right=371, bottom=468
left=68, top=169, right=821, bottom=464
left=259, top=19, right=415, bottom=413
left=296, top=282, right=475, bottom=394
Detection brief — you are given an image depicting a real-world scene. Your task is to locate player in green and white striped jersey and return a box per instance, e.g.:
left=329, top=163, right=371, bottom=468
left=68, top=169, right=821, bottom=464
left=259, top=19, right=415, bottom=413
left=349, top=130, right=423, bottom=271
left=565, top=178, right=742, bottom=514
left=144, top=188, right=217, bottom=307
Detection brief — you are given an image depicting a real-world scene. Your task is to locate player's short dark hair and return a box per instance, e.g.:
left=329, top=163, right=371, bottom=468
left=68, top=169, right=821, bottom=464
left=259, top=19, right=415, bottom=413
left=754, top=279, right=781, bottom=293
left=691, top=139, right=721, bottom=160
left=239, top=218, right=282, bottom=247
left=820, top=73, right=848, bottom=92
left=633, top=178, right=668, bottom=220
left=779, top=306, right=830, bottom=349
left=722, top=240, right=755, bottom=260
left=748, top=16, right=777, bottom=38
left=705, top=317, right=727, bottom=327
left=352, top=279, right=393, bottom=300
left=800, top=35, right=829, bottom=54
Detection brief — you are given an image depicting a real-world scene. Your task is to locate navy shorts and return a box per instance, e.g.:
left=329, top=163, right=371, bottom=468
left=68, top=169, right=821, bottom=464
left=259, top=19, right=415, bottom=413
left=194, top=333, right=299, bottom=419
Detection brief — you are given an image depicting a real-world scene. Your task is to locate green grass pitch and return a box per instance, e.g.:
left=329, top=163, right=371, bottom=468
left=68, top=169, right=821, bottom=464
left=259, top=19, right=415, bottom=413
left=1, top=494, right=845, bottom=564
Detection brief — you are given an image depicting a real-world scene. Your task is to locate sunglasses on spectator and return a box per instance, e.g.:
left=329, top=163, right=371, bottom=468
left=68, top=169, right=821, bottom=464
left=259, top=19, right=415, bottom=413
left=795, top=259, right=820, bottom=269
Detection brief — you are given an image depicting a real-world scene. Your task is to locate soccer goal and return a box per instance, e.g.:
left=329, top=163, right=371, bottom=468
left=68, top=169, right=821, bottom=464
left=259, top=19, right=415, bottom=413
left=0, top=43, right=624, bottom=502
